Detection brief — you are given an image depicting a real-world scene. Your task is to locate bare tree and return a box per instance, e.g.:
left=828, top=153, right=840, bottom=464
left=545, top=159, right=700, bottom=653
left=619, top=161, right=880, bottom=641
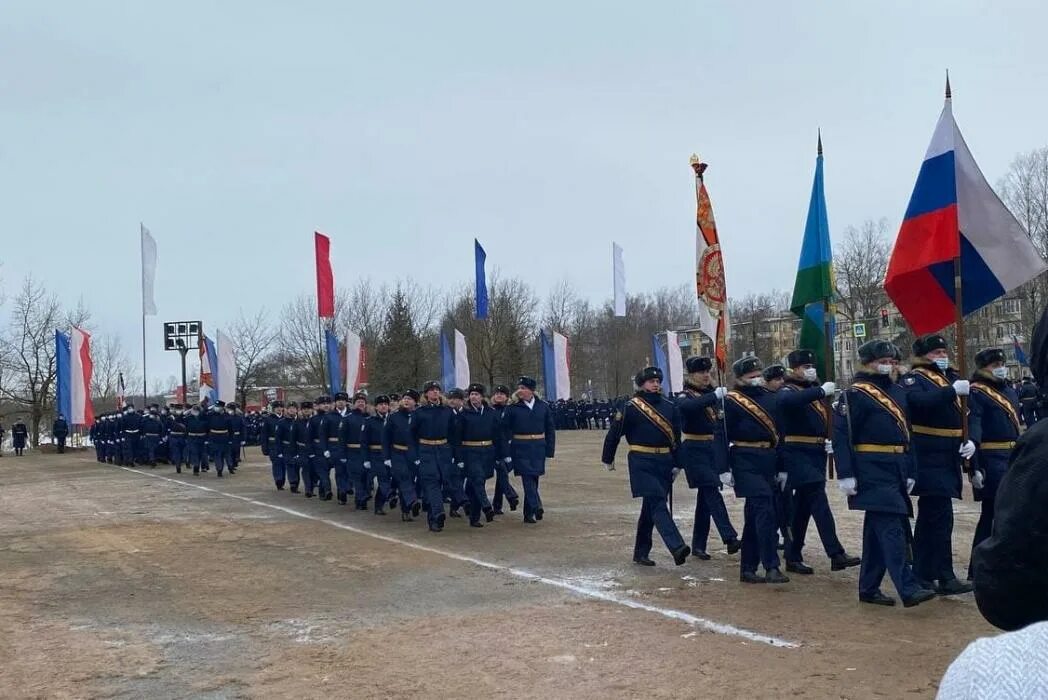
left=833, top=218, right=893, bottom=325
left=997, top=147, right=1048, bottom=342
left=90, top=332, right=134, bottom=407
left=227, top=309, right=277, bottom=406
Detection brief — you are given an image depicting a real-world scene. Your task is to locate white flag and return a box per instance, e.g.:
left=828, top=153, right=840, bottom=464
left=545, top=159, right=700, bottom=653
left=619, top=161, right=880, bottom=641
left=344, top=330, right=362, bottom=392
left=553, top=331, right=571, bottom=400
left=216, top=330, right=237, bottom=404
left=454, top=329, right=470, bottom=389
left=141, top=224, right=158, bottom=316
left=612, top=242, right=626, bottom=317
left=665, top=330, right=684, bottom=394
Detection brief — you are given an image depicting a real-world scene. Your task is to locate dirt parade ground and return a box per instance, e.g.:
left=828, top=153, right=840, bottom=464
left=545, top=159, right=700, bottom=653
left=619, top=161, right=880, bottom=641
left=0, top=431, right=995, bottom=699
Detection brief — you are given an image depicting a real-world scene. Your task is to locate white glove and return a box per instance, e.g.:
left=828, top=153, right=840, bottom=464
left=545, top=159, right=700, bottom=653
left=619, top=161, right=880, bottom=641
left=838, top=477, right=858, bottom=496
left=952, top=380, right=970, bottom=396
left=323, top=450, right=330, bottom=458
left=820, top=382, right=836, bottom=397
left=383, top=459, right=392, bottom=468
left=504, top=457, right=512, bottom=464
left=824, top=440, right=834, bottom=455
left=959, top=440, right=976, bottom=460
left=906, top=478, right=916, bottom=494
left=714, top=387, right=728, bottom=400
left=277, top=454, right=283, bottom=459
left=457, top=462, right=465, bottom=470
left=776, top=472, right=788, bottom=491
left=671, top=467, right=681, bottom=481
left=971, top=470, right=985, bottom=489
left=414, top=460, right=420, bottom=466
left=364, top=461, right=371, bottom=470
left=719, top=472, right=734, bottom=487
left=603, top=462, right=615, bottom=472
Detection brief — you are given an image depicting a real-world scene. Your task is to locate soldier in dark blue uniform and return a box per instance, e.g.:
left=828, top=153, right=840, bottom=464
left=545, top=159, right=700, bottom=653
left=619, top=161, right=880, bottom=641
left=778, top=349, right=859, bottom=575
left=835, top=340, right=937, bottom=607
left=320, top=393, right=347, bottom=504
left=603, top=367, right=691, bottom=566
left=343, top=392, right=370, bottom=509
left=1018, top=377, right=1038, bottom=426
left=414, top=381, right=461, bottom=531
left=500, top=376, right=556, bottom=524
left=185, top=404, right=208, bottom=475
left=720, top=357, right=789, bottom=584
left=12, top=419, right=29, bottom=456
left=206, top=402, right=232, bottom=477
left=309, top=396, right=334, bottom=500
left=456, top=383, right=499, bottom=527
left=676, top=356, right=739, bottom=559
left=279, top=402, right=300, bottom=492
left=761, top=363, right=793, bottom=555
left=762, top=364, right=787, bottom=392
left=295, top=402, right=315, bottom=496
left=227, top=403, right=244, bottom=473
left=52, top=414, right=69, bottom=453
left=168, top=405, right=187, bottom=474
left=383, top=390, right=422, bottom=522
left=363, top=395, right=392, bottom=514
left=140, top=405, right=163, bottom=467
left=119, top=404, right=142, bottom=466
left=489, top=385, right=520, bottom=514
left=967, top=347, right=1021, bottom=578
left=901, top=334, right=974, bottom=596
left=262, top=402, right=284, bottom=488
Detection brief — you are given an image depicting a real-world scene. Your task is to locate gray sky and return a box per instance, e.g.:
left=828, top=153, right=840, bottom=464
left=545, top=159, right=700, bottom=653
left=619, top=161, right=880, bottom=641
left=3, top=1, right=1046, bottom=380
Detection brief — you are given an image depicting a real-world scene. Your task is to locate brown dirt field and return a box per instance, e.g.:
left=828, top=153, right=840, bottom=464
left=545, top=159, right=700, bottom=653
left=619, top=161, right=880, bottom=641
left=0, top=431, right=994, bottom=698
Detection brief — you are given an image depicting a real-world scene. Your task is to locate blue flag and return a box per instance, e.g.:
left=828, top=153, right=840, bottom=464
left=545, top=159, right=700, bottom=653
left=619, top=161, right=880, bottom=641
left=325, top=329, right=342, bottom=395
left=540, top=330, right=556, bottom=399
left=652, top=334, right=671, bottom=397
left=441, top=333, right=455, bottom=389
left=475, top=239, right=488, bottom=320
left=56, top=330, right=72, bottom=420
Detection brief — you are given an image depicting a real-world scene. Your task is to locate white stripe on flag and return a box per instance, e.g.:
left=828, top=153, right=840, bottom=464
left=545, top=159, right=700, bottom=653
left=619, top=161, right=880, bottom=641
left=141, top=224, right=158, bottom=316
left=553, top=331, right=570, bottom=400
left=70, top=327, right=90, bottom=424
left=216, top=330, right=236, bottom=404
left=454, top=329, right=470, bottom=389
left=344, top=331, right=362, bottom=392
left=665, top=330, right=683, bottom=394
left=612, top=242, right=626, bottom=317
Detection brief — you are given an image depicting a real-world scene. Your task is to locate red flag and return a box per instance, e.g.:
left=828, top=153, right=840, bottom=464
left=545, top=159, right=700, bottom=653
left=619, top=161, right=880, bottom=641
left=315, top=231, right=335, bottom=318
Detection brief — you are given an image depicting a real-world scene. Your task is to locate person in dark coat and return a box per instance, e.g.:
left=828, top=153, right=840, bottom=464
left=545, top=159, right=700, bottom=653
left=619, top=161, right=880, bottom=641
left=140, top=405, right=163, bottom=467
left=675, top=356, right=739, bottom=559
left=308, top=396, right=334, bottom=499
left=52, top=414, right=69, bottom=453
left=343, top=393, right=370, bottom=509
left=293, top=402, right=314, bottom=495
left=383, top=390, right=422, bottom=522
left=260, top=402, right=282, bottom=486
left=279, top=402, right=300, bottom=492
left=901, top=334, right=974, bottom=596
left=489, top=385, right=520, bottom=514
left=834, top=340, right=936, bottom=608
left=967, top=347, right=1021, bottom=579
left=455, top=383, right=500, bottom=527
left=12, top=419, right=29, bottom=456
left=720, top=356, right=789, bottom=584
left=602, top=367, right=691, bottom=566
left=362, top=396, right=392, bottom=514
left=413, top=382, right=462, bottom=532
left=227, top=403, right=245, bottom=473
left=1018, top=377, right=1039, bottom=427
left=167, top=405, right=187, bottom=474
left=500, top=376, right=556, bottom=524
left=119, top=404, right=142, bottom=466
left=184, top=404, right=208, bottom=476
left=206, top=402, right=232, bottom=478
left=778, top=349, right=859, bottom=575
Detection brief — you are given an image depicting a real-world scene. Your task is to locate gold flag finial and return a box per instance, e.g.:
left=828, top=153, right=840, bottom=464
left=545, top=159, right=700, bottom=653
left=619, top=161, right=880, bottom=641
left=689, top=153, right=707, bottom=176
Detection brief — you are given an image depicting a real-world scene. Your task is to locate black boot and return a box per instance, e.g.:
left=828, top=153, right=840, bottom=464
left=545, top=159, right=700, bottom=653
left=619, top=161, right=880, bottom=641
left=290, top=483, right=299, bottom=493
left=860, top=591, right=897, bottom=607
left=830, top=553, right=861, bottom=571
left=671, top=545, right=691, bottom=566
left=401, top=512, right=413, bottom=522
left=765, top=568, right=790, bottom=584
left=725, top=539, right=742, bottom=555
left=483, top=507, right=495, bottom=523
left=508, top=497, right=519, bottom=511
left=786, top=561, right=814, bottom=575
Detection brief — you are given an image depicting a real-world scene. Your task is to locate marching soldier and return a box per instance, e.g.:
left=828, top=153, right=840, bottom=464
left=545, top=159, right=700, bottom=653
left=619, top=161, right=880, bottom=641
left=206, top=402, right=232, bottom=477
left=263, top=402, right=285, bottom=488
left=324, top=393, right=349, bottom=504
left=383, top=390, right=422, bottom=522
left=834, top=340, right=937, bottom=607
left=168, top=405, right=187, bottom=474
left=602, top=367, right=691, bottom=566
left=778, top=350, right=859, bottom=575
left=227, top=403, right=244, bottom=473
left=720, top=357, right=789, bottom=584
left=141, top=405, right=163, bottom=467
left=902, top=335, right=974, bottom=596
left=967, top=347, right=1021, bottom=578
left=309, top=396, right=334, bottom=500
left=52, top=414, right=69, bottom=453
left=344, top=392, right=371, bottom=509
left=676, top=356, right=739, bottom=559
left=489, top=385, right=520, bottom=514
left=1018, top=377, right=1038, bottom=426
left=279, top=402, right=300, bottom=492
left=762, top=364, right=787, bottom=392
left=119, top=404, right=141, bottom=466
left=456, top=383, right=499, bottom=527
left=500, top=376, right=556, bottom=524
left=363, top=395, right=393, bottom=514
left=185, top=404, right=208, bottom=475
left=295, top=401, right=315, bottom=496
left=414, top=381, right=461, bottom=532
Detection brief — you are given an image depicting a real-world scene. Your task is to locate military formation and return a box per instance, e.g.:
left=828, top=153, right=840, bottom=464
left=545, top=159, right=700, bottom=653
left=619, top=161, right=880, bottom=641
left=602, top=334, right=1021, bottom=609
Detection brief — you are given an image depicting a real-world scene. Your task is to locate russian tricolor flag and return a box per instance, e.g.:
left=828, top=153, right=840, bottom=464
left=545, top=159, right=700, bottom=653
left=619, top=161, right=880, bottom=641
left=886, top=86, right=1047, bottom=335
left=56, top=327, right=93, bottom=426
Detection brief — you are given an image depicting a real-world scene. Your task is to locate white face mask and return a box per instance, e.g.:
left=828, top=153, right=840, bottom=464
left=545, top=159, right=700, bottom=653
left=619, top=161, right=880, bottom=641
left=748, top=377, right=765, bottom=387
left=933, top=357, right=949, bottom=371
left=991, top=367, right=1009, bottom=379
left=802, top=368, right=818, bottom=381
left=876, top=364, right=893, bottom=375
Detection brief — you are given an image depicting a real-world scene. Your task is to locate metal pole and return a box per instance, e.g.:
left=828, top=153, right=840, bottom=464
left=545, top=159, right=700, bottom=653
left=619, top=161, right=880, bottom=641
left=179, top=347, right=188, bottom=408
left=954, top=256, right=971, bottom=474
left=141, top=229, right=148, bottom=406
left=823, top=299, right=836, bottom=479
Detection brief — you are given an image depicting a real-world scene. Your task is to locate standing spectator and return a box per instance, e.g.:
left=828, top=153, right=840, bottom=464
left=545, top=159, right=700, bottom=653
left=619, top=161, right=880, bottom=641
left=53, top=414, right=69, bottom=453
left=0, top=420, right=5, bottom=457
left=12, top=419, right=29, bottom=456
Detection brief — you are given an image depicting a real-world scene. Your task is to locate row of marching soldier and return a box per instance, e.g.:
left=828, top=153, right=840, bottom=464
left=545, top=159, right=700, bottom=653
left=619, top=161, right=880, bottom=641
left=602, top=333, right=1017, bottom=609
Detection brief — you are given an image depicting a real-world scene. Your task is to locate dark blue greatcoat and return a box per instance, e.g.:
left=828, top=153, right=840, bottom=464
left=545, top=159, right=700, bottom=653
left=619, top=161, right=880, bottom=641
left=777, top=378, right=831, bottom=487
left=676, top=383, right=726, bottom=489
left=501, top=397, right=556, bottom=476
left=968, top=371, right=1021, bottom=503
left=901, top=359, right=964, bottom=499
left=718, top=385, right=780, bottom=499
left=602, top=390, right=681, bottom=499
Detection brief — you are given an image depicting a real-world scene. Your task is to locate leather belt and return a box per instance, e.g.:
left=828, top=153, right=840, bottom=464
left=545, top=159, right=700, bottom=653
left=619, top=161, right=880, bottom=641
left=144, top=433, right=160, bottom=437
left=343, top=443, right=361, bottom=448
left=419, top=438, right=448, bottom=446
left=209, top=430, right=228, bottom=435
left=327, top=438, right=339, bottom=442
left=123, top=429, right=139, bottom=434
left=912, top=425, right=962, bottom=438
left=980, top=441, right=1016, bottom=451
left=281, top=440, right=291, bottom=444
left=681, top=433, right=714, bottom=442
left=629, top=445, right=671, bottom=454
left=296, top=442, right=308, bottom=446
left=733, top=440, right=773, bottom=449
left=461, top=440, right=493, bottom=447
left=369, top=446, right=383, bottom=452
left=188, top=432, right=206, bottom=436
left=784, top=435, right=825, bottom=445
left=854, top=444, right=907, bottom=454
left=513, top=434, right=545, bottom=440
left=393, top=444, right=409, bottom=451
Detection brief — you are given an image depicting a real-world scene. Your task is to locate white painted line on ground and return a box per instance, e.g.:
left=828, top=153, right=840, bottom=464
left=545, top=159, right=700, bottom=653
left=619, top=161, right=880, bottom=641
left=114, top=465, right=800, bottom=649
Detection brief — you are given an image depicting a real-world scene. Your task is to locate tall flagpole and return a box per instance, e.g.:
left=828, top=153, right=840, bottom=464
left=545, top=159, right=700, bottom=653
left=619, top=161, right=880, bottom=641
left=818, top=132, right=837, bottom=478
left=140, top=224, right=148, bottom=406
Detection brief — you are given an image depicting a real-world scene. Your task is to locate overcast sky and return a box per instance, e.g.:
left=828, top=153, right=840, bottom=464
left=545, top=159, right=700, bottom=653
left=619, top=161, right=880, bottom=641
left=2, top=1, right=1046, bottom=381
